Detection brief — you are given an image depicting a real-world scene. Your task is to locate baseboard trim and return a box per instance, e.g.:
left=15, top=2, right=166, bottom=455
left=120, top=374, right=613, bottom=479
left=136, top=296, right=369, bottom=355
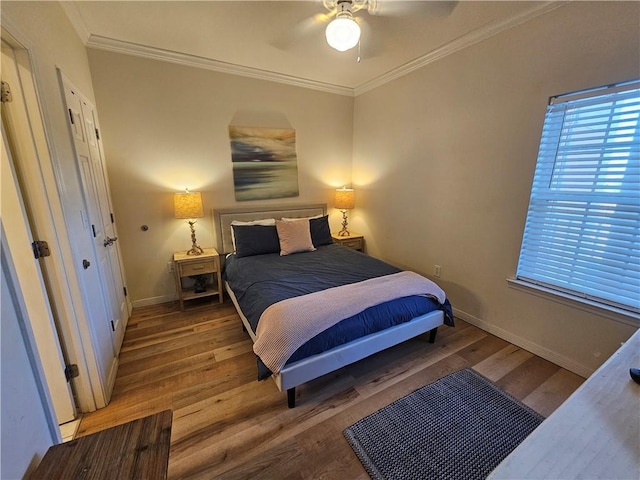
left=454, top=308, right=592, bottom=378
left=132, top=294, right=175, bottom=309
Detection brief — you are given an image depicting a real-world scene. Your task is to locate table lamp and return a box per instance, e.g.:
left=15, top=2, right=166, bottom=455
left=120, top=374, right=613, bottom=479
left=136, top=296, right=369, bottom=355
left=174, top=190, right=204, bottom=255
left=334, top=187, right=355, bottom=237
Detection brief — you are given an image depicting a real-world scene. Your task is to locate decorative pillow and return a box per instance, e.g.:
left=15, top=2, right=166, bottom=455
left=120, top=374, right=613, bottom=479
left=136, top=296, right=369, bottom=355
left=309, top=215, right=333, bottom=247
left=281, top=215, right=333, bottom=247
left=230, top=218, right=276, bottom=249
left=275, top=219, right=316, bottom=256
left=232, top=225, right=280, bottom=258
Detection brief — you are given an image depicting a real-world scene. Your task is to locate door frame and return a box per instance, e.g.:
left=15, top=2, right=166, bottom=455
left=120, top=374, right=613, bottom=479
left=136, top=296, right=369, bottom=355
left=1, top=25, right=107, bottom=412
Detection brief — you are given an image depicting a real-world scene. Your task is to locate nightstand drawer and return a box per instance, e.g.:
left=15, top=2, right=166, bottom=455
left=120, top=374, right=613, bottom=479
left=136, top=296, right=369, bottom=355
left=331, top=233, right=364, bottom=252
left=179, top=259, right=216, bottom=276
left=341, top=238, right=363, bottom=250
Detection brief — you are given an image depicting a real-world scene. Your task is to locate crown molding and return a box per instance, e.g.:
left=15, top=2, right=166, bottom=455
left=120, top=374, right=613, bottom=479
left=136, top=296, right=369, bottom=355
left=83, top=1, right=566, bottom=99
left=86, top=35, right=355, bottom=97
left=354, top=1, right=567, bottom=96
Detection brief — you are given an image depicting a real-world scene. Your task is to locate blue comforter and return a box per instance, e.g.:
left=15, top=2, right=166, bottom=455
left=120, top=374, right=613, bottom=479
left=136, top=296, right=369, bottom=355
left=224, top=244, right=453, bottom=379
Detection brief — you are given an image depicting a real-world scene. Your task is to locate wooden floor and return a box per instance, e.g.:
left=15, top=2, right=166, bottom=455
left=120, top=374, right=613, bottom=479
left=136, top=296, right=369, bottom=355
left=78, top=300, right=584, bottom=479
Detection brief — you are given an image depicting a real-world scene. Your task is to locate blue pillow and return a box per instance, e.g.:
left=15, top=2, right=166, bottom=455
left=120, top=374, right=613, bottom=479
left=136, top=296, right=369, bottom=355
left=309, top=215, right=333, bottom=247
left=232, top=225, right=280, bottom=258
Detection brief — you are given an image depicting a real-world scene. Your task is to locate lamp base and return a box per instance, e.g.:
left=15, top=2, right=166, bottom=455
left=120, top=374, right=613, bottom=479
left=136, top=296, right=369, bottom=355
left=186, top=220, right=204, bottom=255
left=338, top=210, right=350, bottom=236
left=186, top=245, right=204, bottom=256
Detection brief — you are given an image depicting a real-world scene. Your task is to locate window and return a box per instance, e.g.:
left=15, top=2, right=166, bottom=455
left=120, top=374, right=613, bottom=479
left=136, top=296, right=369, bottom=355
left=516, top=80, right=640, bottom=315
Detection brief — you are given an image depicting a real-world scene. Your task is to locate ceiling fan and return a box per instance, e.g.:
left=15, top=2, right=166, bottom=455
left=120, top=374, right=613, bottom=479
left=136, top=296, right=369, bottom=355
left=271, top=1, right=457, bottom=59
left=321, top=0, right=457, bottom=52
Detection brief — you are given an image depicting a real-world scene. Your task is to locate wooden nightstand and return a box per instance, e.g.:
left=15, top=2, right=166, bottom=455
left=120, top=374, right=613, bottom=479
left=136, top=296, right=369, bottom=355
left=173, top=247, right=223, bottom=310
left=332, top=232, right=364, bottom=252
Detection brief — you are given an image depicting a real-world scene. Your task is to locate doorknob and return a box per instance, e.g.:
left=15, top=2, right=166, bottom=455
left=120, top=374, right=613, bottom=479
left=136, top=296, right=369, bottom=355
left=82, top=259, right=91, bottom=269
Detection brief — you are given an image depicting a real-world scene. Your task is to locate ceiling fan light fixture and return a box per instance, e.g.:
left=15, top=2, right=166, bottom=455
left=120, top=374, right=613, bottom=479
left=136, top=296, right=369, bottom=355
left=325, top=13, right=361, bottom=52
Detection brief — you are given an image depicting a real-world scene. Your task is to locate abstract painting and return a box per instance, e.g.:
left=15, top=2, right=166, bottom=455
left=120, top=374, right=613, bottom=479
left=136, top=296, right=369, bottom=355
left=229, top=126, right=299, bottom=201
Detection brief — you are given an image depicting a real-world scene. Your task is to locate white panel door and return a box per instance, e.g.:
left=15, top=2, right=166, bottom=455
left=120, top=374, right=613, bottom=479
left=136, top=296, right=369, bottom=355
left=62, top=83, right=119, bottom=394
left=80, top=100, right=127, bottom=349
left=1, top=128, right=76, bottom=424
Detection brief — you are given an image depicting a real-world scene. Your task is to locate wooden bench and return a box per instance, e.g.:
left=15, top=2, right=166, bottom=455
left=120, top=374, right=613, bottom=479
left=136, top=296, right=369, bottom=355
left=32, top=410, right=172, bottom=479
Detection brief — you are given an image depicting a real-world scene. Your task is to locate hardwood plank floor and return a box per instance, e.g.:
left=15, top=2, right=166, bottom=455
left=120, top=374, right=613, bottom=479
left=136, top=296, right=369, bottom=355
left=77, top=300, right=584, bottom=479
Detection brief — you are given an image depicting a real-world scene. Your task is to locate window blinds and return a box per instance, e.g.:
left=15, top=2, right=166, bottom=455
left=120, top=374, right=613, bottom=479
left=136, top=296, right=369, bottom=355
left=516, top=80, right=640, bottom=314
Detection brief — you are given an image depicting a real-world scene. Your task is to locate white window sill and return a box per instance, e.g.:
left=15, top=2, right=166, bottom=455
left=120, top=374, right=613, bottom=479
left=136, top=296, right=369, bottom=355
left=506, top=278, right=640, bottom=328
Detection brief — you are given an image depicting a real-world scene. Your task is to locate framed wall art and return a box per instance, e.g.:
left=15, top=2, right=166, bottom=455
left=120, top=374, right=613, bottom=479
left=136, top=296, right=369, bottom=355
left=229, top=126, right=300, bottom=201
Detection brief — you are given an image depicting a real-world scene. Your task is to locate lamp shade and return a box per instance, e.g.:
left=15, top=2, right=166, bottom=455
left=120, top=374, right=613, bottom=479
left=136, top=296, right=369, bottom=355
left=325, top=15, right=361, bottom=52
left=174, top=192, right=204, bottom=219
left=334, top=187, right=355, bottom=210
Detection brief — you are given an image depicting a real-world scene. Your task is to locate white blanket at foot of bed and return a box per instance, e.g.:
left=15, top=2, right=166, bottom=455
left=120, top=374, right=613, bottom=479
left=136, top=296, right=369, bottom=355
left=253, top=271, right=446, bottom=374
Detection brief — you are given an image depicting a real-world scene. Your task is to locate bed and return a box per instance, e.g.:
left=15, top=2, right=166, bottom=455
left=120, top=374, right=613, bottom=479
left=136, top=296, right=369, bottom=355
left=213, top=203, right=453, bottom=407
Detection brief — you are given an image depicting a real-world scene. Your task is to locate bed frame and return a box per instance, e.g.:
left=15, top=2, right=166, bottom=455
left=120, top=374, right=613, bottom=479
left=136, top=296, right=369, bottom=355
left=213, top=203, right=444, bottom=408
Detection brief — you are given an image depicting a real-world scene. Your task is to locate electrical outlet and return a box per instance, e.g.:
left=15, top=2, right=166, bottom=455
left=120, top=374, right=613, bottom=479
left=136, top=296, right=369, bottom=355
left=167, top=262, right=174, bottom=274
left=434, top=265, right=442, bottom=278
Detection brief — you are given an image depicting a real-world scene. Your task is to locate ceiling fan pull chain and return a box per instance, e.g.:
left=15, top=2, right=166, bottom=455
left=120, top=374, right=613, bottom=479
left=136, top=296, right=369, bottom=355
left=357, top=40, right=361, bottom=63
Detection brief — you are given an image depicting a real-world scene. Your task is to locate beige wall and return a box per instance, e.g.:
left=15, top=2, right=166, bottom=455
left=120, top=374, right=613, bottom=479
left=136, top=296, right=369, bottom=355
left=352, top=2, right=639, bottom=376
left=87, top=50, right=354, bottom=305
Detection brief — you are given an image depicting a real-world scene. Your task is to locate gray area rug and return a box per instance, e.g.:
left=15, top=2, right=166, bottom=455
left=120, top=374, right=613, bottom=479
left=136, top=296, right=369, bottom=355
left=344, top=368, right=544, bottom=480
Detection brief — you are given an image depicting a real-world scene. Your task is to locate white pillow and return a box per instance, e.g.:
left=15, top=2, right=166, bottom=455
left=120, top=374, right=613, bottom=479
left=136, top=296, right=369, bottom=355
left=275, top=219, right=316, bottom=256
left=230, top=218, right=276, bottom=250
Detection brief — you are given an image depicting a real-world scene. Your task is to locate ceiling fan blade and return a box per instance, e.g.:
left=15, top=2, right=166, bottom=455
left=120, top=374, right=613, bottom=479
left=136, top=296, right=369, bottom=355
left=270, top=11, right=334, bottom=51
left=367, top=1, right=458, bottom=17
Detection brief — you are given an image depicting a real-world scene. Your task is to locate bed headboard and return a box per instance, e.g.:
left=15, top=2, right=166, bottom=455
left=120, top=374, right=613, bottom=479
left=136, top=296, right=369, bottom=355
left=213, top=203, right=327, bottom=255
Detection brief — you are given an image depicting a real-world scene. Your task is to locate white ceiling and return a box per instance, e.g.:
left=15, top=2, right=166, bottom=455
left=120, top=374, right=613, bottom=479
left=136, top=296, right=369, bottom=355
left=60, top=1, right=563, bottom=96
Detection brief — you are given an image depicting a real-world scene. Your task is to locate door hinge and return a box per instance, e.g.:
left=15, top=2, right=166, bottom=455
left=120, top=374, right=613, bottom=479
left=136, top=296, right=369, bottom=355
left=64, top=364, right=79, bottom=382
left=110, top=320, right=115, bottom=332
left=91, top=224, right=96, bottom=237
left=68, top=108, right=74, bottom=125
left=32, top=240, right=51, bottom=259
left=95, top=128, right=100, bottom=140
left=1, top=81, right=13, bottom=103
left=123, top=286, right=128, bottom=297
left=110, top=212, right=115, bottom=223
